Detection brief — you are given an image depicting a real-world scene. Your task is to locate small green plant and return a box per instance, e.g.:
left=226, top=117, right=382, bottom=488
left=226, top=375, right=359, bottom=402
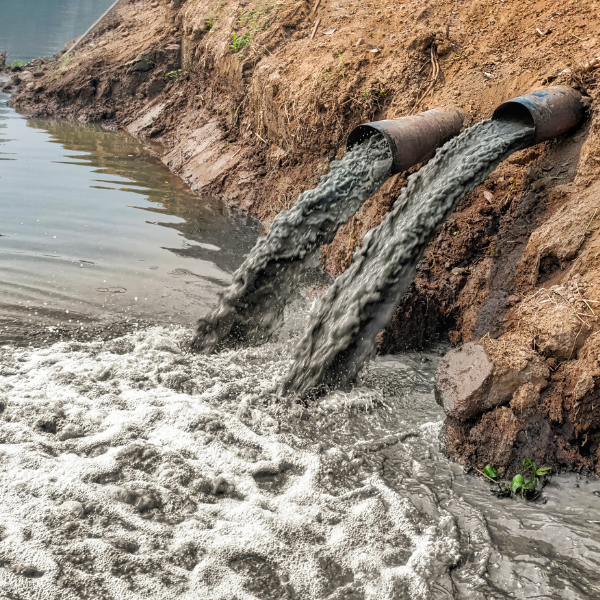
left=336, top=52, right=345, bottom=77
left=482, top=464, right=498, bottom=479
left=11, top=60, right=25, bottom=67
left=238, top=8, right=256, bottom=23
left=230, top=31, right=252, bottom=52
left=164, top=69, right=183, bottom=78
left=480, top=460, right=551, bottom=500
left=511, top=459, right=551, bottom=498
left=480, top=464, right=511, bottom=498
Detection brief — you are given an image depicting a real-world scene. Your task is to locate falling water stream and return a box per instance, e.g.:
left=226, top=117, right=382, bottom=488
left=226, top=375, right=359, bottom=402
left=192, top=135, right=392, bottom=352
left=282, top=119, right=533, bottom=396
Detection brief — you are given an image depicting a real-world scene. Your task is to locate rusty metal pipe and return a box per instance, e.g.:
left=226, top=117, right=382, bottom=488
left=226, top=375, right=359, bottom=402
left=492, top=86, right=584, bottom=146
left=346, top=108, right=464, bottom=174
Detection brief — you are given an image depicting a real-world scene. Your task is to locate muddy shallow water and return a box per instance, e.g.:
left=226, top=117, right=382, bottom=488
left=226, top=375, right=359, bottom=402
left=1, top=95, right=600, bottom=600
left=0, top=93, right=260, bottom=345
left=0, top=322, right=599, bottom=599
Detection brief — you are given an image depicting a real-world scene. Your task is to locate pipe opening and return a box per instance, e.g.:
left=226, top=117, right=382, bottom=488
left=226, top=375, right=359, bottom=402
left=347, top=126, right=388, bottom=152
left=492, top=101, right=536, bottom=130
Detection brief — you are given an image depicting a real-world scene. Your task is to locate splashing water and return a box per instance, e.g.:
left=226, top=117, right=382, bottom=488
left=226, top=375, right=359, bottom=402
left=192, top=134, right=393, bottom=353
left=281, top=119, right=533, bottom=397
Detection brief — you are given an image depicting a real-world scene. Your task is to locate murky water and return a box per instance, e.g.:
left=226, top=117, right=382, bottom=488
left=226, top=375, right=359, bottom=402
left=0, top=0, right=115, bottom=64
left=0, top=32, right=598, bottom=598
left=0, top=94, right=260, bottom=344
left=1, top=325, right=598, bottom=599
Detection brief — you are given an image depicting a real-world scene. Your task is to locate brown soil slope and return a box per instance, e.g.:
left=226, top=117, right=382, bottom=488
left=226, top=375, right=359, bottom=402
left=4, top=0, right=600, bottom=474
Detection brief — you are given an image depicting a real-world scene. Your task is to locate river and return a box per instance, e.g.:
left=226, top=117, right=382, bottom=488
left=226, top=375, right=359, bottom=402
left=1, top=13, right=600, bottom=599
left=0, top=92, right=260, bottom=345
left=0, top=0, right=115, bottom=65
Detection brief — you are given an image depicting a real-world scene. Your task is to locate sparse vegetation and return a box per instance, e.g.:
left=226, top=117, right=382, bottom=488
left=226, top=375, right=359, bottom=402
left=164, top=69, right=183, bottom=78
left=230, top=31, right=252, bottom=52
left=11, top=60, right=25, bottom=67
left=511, top=459, right=551, bottom=498
left=480, top=460, right=551, bottom=500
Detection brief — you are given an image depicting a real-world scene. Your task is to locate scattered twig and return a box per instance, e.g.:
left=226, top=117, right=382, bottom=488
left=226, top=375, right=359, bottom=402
left=310, top=0, right=321, bottom=17
left=310, top=18, right=321, bottom=39
left=255, top=132, right=267, bottom=143
left=475, top=468, right=498, bottom=484
left=412, top=44, right=440, bottom=114
left=586, top=207, right=599, bottom=231
left=576, top=282, right=595, bottom=316
left=568, top=323, right=585, bottom=361
left=570, top=32, right=588, bottom=41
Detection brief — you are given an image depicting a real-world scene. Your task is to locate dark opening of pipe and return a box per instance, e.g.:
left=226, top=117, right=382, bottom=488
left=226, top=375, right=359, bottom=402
left=346, top=108, right=464, bottom=174
left=492, top=85, right=584, bottom=146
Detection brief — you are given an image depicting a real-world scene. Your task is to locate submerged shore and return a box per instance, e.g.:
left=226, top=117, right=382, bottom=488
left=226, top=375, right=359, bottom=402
left=3, top=0, right=600, bottom=477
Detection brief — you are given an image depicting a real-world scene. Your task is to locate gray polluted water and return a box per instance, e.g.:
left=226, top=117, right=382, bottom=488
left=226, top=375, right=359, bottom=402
left=281, top=119, right=534, bottom=397
left=191, top=134, right=393, bottom=352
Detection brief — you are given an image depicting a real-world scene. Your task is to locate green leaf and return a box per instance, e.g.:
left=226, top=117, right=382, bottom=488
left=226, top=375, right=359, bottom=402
left=511, top=474, right=525, bottom=494
left=522, top=458, right=533, bottom=470
left=522, top=477, right=538, bottom=491
left=536, top=467, right=551, bottom=476
left=483, top=464, right=499, bottom=479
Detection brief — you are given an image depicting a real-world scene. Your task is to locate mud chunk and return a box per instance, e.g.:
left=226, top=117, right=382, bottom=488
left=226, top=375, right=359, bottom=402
left=510, top=383, right=541, bottom=414
left=35, top=416, right=57, bottom=434
left=572, top=372, right=595, bottom=401
left=104, top=485, right=137, bottom=505
left=132, top=59, right=153, bottom=72
left=134, top=491, right=160, bottom=512
left=170, top=541, right=204, bottom=571
left=109, top=537, right=139, bottom=553
left=435, top=343, right=494, bottom=419
left=58, top=500, right=85, bottom=519
left=13, top=565, right=44, bottom=578
left=103, top=485, right=160, bottom=512
left=58, top=423, right=84, bottom=441
left=212, top=475, right=235, bottom=495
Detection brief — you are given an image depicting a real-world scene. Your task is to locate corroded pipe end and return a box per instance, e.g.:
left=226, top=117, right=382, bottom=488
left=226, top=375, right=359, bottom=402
left=492, top=86, right=584, bottom=145
left=347, top=108, right=464, bottom=174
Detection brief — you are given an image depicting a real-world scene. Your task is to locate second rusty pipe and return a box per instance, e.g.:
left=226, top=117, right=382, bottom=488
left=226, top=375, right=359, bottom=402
left=492, top=86, right=585, bottom=146
left=346, top=108, right=464, bottom=174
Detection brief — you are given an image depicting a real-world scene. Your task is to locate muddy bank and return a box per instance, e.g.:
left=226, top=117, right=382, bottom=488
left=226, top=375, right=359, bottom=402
left=4, top=0, right=600, bottom=475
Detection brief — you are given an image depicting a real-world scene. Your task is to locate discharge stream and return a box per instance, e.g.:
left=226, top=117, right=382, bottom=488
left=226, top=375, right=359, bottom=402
left=191, top=134, right=393, bottom=352
left=282, top=119, right=534, bottom=396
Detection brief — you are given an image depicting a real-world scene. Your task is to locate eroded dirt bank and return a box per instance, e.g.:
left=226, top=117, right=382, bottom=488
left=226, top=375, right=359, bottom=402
left=4, top=0, right=600, bottom=475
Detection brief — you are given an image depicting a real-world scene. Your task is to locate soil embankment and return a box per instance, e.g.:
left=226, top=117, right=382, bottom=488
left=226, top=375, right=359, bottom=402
left=4, top=0, right=600, bottom=475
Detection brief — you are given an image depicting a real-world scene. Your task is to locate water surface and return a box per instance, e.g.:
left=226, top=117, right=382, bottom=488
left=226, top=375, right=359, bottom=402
left=0, top=94, right=260, bottom=344
left=0, top=0, right=114, bottom=64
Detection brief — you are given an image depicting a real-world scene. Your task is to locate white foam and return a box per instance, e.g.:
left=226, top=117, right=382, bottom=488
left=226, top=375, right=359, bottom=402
left=0, top=327, right=461, bottom=599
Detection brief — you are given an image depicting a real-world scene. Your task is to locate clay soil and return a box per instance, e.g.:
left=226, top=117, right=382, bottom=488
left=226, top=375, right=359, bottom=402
left=4, top=0, right=600, bottom=476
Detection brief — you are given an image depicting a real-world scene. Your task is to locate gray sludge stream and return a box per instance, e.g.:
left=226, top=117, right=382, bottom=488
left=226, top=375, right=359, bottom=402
left=1, top=91, right=600, bottom=599
left=192, top=135, right=392, bottom=352
left=282, top=120, right=533, bottom=396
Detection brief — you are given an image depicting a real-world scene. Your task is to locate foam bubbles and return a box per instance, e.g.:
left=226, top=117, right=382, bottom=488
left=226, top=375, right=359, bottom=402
left=0, top=328, right=462, bottom=599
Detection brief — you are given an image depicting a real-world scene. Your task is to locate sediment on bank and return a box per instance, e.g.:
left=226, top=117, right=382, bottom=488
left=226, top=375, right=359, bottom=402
left=3, top=0, right=600, bottom=474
